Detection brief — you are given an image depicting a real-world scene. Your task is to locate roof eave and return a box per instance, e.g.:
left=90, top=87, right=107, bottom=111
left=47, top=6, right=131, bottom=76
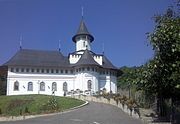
left=72, top=34, right=94, bottom=43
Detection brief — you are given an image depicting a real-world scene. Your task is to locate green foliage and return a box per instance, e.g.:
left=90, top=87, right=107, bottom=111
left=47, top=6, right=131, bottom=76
left=6, top=99, right=33, bottom=116
left=117, top=66, right=141, bottom=88
left=24, top=107, right=29, bottom=114
left=137, top=6, right=180, bottom=99
left=117, top=69, right=123, bottom=77
left=40, top=96, right=59, bottom=112
left=134, top=5, right=180, bottom=117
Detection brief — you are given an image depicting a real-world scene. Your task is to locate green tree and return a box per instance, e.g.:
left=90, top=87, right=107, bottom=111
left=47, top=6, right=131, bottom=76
left=117, top=66, right=140, bottom=88
left=137, top=6, right=180, bottom=117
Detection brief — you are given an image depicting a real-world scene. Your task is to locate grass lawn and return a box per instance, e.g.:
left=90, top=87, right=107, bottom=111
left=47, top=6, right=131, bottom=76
left=0, top=95, right=85, bottom=116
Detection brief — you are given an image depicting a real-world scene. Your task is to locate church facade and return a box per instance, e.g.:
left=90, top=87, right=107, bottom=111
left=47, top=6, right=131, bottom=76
left=1, top=19, right=118, bottom=96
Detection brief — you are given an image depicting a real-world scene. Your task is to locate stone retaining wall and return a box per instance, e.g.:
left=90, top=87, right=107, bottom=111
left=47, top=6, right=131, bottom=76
left=72, top=95, right=140, bottom=119
left=72, top=95, right=171, bottom=124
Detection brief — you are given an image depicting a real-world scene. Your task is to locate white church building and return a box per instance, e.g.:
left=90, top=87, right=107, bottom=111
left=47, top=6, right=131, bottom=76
left=1, top=19, right=118, bottom=96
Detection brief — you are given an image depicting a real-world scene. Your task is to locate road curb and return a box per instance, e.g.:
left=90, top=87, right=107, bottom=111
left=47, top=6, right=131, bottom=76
left=0, top=100, right=89, bottom=122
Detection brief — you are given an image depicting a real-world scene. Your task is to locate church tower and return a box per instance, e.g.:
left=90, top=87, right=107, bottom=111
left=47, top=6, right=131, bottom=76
left=3, top=14, right=118, bottom=96
left=72, top=19, right=94, bottom=53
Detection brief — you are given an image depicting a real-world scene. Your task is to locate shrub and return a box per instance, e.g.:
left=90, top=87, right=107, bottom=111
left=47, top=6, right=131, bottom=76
left=24, top=106, right=29, bottom=114
left=5, top=99, right=33, bottom=116
left=19, top=108, right=22, bottom=115
left=40, top=96, right=59, bottom=112
left=96, top=91, right=100, bottom=95
left=6, top=99, right=33, bottom=110
left=113, top=94, right=121, bottom=105
left=126, top=100, right=133, bottom=111
left=102, top=93, right=111, bottom=101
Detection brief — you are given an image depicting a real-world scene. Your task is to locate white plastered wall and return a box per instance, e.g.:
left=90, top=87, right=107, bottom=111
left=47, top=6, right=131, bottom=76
left=99, top=75, right=117, bottom=93
left=69, top=54, right=81, bottom=64
left=7, top=71, right=75, bottom=96
left=93, top=55, right=102, bottom=65
left=76, top=39, right=91, bottom=51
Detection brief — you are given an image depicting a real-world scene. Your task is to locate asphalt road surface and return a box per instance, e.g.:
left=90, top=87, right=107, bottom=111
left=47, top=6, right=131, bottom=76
left=1, top=102, right=142, bottom=124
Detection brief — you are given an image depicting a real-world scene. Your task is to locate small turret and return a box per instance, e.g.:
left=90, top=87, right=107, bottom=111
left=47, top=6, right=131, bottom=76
left=72, top=19, right=94, bottom=52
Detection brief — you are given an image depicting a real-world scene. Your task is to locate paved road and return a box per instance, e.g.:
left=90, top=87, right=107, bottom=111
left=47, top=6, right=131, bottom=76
left=1, top=102, right=142, bottom=124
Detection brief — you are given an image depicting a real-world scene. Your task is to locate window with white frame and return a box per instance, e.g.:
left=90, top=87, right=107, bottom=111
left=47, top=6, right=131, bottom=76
left=14, top=81, right=19, bottom=91
left=40, top=82, right=45, bottom=91
left=63, top=82, right=67, bottom=92
left=28, top=82, right=33, bottom=91
left=52, top=82, right=57, bottom=91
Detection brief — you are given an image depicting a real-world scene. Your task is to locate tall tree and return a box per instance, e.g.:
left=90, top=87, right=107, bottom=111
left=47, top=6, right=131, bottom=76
left=137, top=5, right=180, bottom=117
left=117, top=66, right=140, bottom=88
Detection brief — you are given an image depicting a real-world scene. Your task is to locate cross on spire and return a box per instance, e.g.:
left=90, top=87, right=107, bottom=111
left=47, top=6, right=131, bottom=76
left=102, top=43, right=105, bottom=55
left=19, top=35, right=23, bottom=50
left=81, top=6, right=84, bottom=19
left=58, top=40, right=61, bottom=52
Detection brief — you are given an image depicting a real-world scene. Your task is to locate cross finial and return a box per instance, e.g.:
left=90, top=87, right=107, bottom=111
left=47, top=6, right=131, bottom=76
left=81, top=6, right=84, bottom=19
left=19, top=35, right=23, bottom=50
left=58, top=40, right=61, bottom=52
left=102, top=43, right=105, bottom=55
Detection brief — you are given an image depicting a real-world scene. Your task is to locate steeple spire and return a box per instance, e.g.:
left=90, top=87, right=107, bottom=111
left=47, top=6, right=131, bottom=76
left=72, top=7, right=94, bottom=43
left=72, top=19, right=94, bottom=43
left=72, top=9, right=94, bottom=52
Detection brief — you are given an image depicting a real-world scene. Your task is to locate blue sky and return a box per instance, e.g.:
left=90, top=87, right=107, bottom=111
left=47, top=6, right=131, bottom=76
left=0, top=0, right=173, bottom=67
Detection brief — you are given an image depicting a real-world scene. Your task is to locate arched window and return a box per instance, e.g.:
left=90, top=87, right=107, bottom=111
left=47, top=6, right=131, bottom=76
left=63, top=82, right=67, bottom=92
left=52, top=82, right=57, bottom=91
left=87, top=80, right=92, bottom=90
left=14, top=81, right=19, bottom=91
left=40, top=82, right=45, bottom=91
left=28, top=82, right=33, bottom=91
